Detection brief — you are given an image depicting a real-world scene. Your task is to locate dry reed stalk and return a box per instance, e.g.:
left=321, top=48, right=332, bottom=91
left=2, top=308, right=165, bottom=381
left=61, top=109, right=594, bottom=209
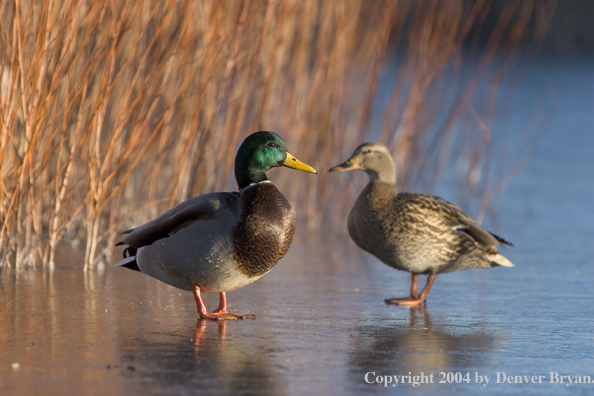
left=0, top=0, right=555, bottom=270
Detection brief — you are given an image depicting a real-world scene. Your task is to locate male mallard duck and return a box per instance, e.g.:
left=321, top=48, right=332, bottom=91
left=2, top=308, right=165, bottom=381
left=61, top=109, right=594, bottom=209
left=329, top=142, right=513, bottom=306
left=115, top=132, right=317, bottom=320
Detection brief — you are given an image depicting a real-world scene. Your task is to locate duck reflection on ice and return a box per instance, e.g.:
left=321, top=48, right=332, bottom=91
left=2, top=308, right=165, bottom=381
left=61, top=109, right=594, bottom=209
left=349, top=307, right=502, bottom=375
left=193, top=319, right=227, bottom=355
left=117, top=320, right=283, bottom=393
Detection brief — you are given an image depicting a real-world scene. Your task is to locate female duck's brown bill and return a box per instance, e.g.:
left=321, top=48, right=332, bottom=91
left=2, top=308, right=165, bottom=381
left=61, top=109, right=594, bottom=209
left=329, top=158, right=360, bottom=172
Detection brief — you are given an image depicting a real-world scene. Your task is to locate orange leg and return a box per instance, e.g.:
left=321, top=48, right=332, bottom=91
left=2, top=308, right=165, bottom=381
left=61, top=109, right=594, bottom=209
left=385, top=274, right=435, bottom=306
left=213, top=291, right=256, bottom=320
left=411, top=273, right=419, bottom=299
left=192, top=285, right=256, bottom=320
left=385, top=273, right=419, bottom=304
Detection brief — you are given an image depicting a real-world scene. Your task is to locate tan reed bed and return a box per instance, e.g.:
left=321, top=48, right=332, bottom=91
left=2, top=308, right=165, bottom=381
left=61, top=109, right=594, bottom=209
left=0, top=0, right=554, bottom=270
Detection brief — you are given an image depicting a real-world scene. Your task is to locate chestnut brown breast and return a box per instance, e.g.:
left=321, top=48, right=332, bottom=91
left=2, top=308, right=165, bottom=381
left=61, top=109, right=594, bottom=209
left=232, top=182, right=296, bottom=278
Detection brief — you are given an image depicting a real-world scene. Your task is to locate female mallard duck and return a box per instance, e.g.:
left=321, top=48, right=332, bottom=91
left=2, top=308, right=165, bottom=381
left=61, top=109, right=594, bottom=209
left=329, top=142, right=513, bottom=306
left=115, top=132, right=317, bottom=320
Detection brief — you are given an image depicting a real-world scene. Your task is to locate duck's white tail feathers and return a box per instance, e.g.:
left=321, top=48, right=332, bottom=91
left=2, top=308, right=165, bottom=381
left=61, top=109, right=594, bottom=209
left=488, top=253, right=514, bottom=267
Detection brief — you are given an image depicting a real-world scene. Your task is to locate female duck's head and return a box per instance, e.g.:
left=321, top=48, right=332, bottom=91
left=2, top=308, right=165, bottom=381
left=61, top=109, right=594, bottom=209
left=235, top=131, right=317, bottom=189
left=329, top=142, right=396, bottom=184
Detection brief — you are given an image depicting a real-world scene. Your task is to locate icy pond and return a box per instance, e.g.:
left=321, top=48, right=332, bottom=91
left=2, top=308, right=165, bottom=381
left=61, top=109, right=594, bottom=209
left=1, top=57, right=593, bottom=395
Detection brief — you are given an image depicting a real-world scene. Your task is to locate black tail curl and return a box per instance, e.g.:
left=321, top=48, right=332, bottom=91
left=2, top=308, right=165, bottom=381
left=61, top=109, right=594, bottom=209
left=123, top=246, right=138, bottom=259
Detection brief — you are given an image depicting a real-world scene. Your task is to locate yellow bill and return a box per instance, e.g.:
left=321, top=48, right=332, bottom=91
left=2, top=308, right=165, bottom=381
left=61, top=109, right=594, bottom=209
left=282, top=151, right=317, bottom=174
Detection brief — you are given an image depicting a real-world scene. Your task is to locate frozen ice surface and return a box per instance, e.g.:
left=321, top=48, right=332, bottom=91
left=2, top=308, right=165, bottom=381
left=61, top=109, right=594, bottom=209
left=1, top=58, right=593, bottom=396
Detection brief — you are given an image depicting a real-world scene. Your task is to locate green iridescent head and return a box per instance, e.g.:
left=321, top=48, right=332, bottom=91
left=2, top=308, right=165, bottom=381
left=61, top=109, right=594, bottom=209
left=234, top=131, right=317, bottom=189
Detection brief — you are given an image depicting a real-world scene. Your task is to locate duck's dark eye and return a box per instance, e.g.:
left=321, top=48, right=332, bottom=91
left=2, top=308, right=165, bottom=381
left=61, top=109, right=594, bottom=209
left=268, top=142, right=278, bottom=149
left=364, top=149, right=372, bottom=154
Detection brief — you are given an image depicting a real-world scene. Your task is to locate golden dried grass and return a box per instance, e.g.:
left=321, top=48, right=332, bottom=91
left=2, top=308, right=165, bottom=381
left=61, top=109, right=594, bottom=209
left=0, top=0, right=554, bottom=270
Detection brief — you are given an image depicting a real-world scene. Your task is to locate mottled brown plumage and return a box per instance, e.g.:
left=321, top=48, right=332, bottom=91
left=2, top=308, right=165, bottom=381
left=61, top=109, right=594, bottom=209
left=330, top=142, right=513, bottom=306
